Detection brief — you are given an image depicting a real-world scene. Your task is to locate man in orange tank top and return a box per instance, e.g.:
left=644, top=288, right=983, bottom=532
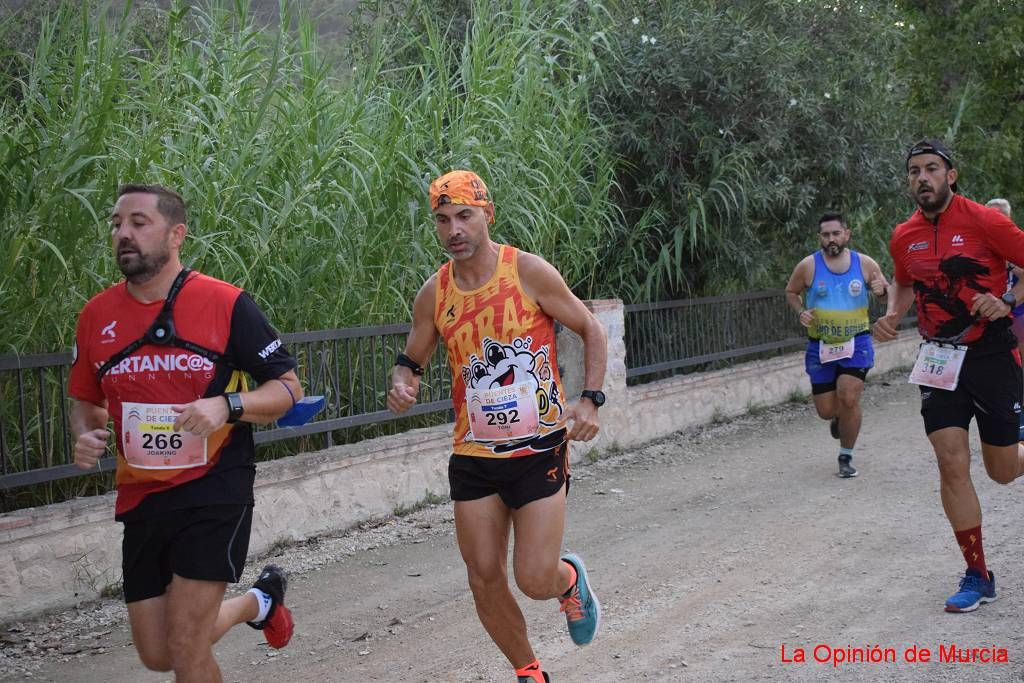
left=388, top=170, right=608, bottom=683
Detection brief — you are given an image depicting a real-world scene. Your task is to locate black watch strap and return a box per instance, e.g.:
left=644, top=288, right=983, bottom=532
left=395, top=352, right=425, bottom=376
left=224, top=392, right=244, bottom=423
left=580, top=389, right=606, bottom=407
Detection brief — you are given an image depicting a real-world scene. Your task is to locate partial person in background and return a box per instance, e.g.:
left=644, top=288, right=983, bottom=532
left=988, top=199, right=1024, bottom=349
left=988, top=198, right=1024, bottom=440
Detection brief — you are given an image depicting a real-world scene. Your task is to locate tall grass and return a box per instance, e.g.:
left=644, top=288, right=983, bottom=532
left=0, top=0, right=618, bottom=355
left=0, top=0, right=623, bottom=507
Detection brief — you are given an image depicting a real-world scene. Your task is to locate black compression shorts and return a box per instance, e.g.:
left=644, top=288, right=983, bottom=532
left=919, top=348, right=1023, bottom=447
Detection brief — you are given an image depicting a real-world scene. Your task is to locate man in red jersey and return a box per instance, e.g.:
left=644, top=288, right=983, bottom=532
left=70, top=184, right=302, bottom=680
left=874, top=140, right=1024, bottom=612
left=387, top=170, right=607, bottom=682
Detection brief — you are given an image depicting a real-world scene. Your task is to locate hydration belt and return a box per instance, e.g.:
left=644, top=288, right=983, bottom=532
left=95, top=268, right=237, bottom=381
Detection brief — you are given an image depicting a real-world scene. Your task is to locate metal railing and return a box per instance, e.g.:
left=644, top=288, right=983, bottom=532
left=0, top=352, right=77, bottom=489
left=0, top=324, right=453, bottom=492
left=624, top=290, right=912, bottom=384
left=1, top=294, right=916, bottom=496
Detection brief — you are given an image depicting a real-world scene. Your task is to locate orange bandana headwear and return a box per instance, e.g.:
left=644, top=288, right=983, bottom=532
left=429, top=170, right=493, bottom=221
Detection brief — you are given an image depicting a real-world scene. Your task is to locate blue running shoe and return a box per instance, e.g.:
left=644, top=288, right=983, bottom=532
left=558, top=554, right=600, bottom=645
left=944, top=568, right=996, bottom=613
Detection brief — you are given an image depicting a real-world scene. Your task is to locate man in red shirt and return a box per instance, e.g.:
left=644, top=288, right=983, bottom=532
left=874, top=140, right=1024, bottom=612
left=70, top=184, right=302, bottom=678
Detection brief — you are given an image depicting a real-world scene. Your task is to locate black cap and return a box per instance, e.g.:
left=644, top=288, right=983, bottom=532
left=906, top=138, right=957, bottom=192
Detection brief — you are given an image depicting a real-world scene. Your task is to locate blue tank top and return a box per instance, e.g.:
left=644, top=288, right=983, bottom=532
left=806, top=250, right=870, bottom=342
left=1007, top=267, right=1024, bottom=317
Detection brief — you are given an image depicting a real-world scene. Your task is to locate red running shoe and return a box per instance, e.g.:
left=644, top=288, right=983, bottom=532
left=246, top=564, right=294, bottom=648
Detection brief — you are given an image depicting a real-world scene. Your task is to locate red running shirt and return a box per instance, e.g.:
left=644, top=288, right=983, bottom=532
left=890, top=194, right=1024, bottom=346
left=69, top=271, right=295, bottom=520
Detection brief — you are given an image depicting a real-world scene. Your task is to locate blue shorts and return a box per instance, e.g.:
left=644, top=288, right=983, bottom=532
left=805, top=334, right=874, bottom=393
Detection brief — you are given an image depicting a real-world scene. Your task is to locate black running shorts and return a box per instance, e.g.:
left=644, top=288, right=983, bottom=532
left=919, top=348, right=1023, bottom=447
left=811, top=366, right=870, bottom=395
left=448, top=444, right=570, bottom=509
left=121, top=504, right=253, bottom=603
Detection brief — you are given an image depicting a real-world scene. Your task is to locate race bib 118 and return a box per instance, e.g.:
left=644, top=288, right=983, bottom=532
left=908, top=343, right=967, bottom=391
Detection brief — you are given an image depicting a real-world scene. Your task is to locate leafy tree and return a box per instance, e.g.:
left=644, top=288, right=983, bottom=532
left=898, top=0, right=1024, bottom=202
left=591, top=0, right=912, bottom=297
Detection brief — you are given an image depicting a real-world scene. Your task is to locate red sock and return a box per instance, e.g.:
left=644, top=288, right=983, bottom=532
left=561, top=560, right=578, bottom=598
left=954, top=525, right=987, bottom=575
left=515, top=659, right=544, bottom=681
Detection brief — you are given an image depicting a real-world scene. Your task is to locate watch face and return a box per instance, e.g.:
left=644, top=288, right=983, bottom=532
left=583, top=390, right=606, bottom=407
left=226, top=392, right=245, bottom=422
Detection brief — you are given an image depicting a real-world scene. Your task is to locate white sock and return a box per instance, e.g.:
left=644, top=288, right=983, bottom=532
left=248, top=587, right=273, bottom=623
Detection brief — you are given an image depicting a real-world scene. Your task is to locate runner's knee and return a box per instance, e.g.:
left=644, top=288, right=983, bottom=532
left=464, top=560, right=507, bottom=595
left=164, top=610, right=215, bottom=669
left=514, top=566, right=558, bottom=600
left=167, top=638, right=210, bottom=673
left=811, top=394, right=836, bottom=419
left=934, top=452, right=971, bottom=483
left=836, top=391, right=859, bottom=411
left=983, top=459, right=1018, bottom=485
left=135, top=643, right=171, bottom=672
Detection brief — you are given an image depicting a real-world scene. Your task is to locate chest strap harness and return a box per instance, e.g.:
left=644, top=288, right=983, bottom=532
left=96, top=268, right=236, bottom=381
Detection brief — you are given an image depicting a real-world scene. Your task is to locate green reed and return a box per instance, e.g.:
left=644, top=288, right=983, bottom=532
left=0, top=0, right=618, bottom=355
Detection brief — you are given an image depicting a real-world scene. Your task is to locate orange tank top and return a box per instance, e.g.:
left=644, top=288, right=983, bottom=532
left=434, top=245, right=567, bottom=458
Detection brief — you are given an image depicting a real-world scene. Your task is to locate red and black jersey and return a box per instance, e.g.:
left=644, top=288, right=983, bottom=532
left=69, top=271, right=295, bottom=521
left=890, top=194, right=1024, bottom=347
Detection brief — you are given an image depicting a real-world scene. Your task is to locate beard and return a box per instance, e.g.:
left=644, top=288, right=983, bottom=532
left=914, top=181, right=953, bottom=213
left=820, top=239, right=847, bottom=257
left=117, top=243, right=171, bottom=284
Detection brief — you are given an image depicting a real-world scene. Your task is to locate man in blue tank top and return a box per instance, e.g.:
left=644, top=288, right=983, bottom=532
left=785, top=212, right=889, bottom=477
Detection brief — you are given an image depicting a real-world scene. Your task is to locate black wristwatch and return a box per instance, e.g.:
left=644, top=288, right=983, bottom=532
left=395, top=352, right=425, bottom=376
left=580, top=389, right=606, bottom=408
left=1001, top=291, right=1017, bottom=308
left=223, top=392, right=244, bottom=423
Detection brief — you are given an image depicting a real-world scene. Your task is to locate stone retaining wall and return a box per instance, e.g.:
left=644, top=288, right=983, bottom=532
left=0, top=301, right=920, bottom=620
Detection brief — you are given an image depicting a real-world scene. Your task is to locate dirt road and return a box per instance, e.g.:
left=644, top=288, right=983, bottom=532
left=3, top=374, right=1023, bottom=682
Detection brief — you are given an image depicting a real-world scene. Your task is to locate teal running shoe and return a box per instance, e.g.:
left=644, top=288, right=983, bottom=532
left=558, top=553, right=600, bottom=645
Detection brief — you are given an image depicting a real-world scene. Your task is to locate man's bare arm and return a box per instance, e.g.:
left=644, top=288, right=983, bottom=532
left=387, top=276, right=441, bottom=414
left=520, top=252, right=606, bottom=442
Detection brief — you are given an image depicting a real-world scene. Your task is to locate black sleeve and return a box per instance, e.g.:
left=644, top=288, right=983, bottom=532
left=228, top=292, right=297, bottom=383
